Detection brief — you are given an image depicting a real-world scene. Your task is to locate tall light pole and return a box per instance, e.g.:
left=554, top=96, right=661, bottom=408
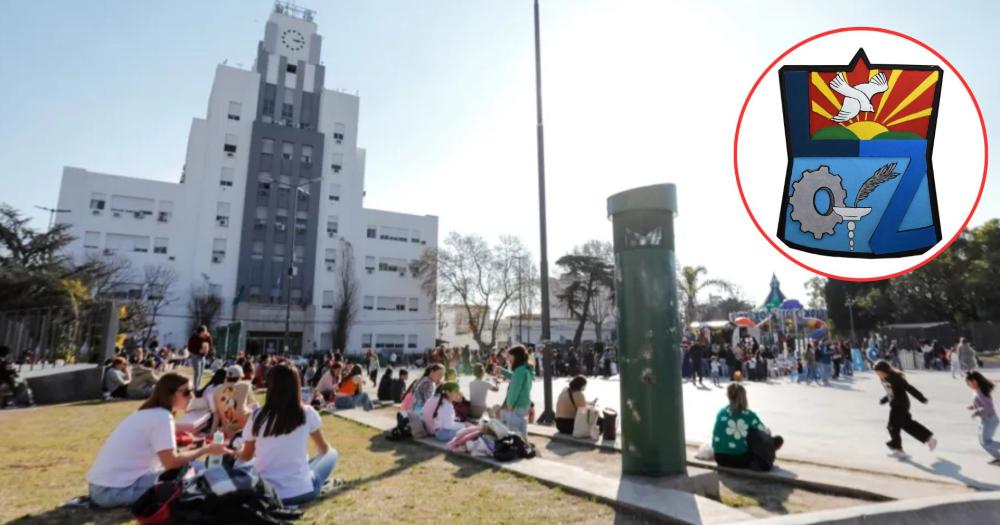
left=283, top=177, right=320, bottom=356
left=845, top=292, right=857, bottom=345
left=534, top=0, right=555, bottom=425
left=35, top=205, right=71, bottom=230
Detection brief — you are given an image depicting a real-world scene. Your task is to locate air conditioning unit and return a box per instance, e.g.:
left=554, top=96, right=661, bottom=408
left=327, top=231, right=335, bottom=238
left=158, top=212, right=169, bottom=222
left=326, top=264, right=335, bottom=271
left=102, top=248, right=114, bottom=255
left=168, top=256, right=176, bottom=261
left=275, top=224, right=286, bottom=232
left=134, top=211, right=145, bottom=219
left=226, top=152, right=235, bottom=158
left=366, top=268, right=374, bottom=274
left=212, top=255, right=224, bottom=263
left=91, top=209, right=100, bottom=215
left=217, top=218, right=229, bottom=227
left=399, top=271, right=406, bottom=277
left=112, top=212, right=121, bottom=217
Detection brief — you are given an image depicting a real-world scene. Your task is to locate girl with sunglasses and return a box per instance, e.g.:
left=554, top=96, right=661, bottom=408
left=87, top=372, right=233, bottom=507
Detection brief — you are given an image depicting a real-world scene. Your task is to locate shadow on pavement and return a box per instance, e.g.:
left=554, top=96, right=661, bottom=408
left=901, top=457, right=1000, bottom=491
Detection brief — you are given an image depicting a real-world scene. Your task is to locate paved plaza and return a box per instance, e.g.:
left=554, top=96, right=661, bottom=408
left=454, top=364, right=1000, bottom=490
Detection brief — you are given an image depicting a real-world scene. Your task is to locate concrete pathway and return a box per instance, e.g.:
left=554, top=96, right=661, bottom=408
left=334, top=408, right=754, bottom=525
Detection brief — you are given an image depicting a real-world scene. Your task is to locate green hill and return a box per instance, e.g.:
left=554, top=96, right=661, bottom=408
left=812, top=126, right=858, bottom=140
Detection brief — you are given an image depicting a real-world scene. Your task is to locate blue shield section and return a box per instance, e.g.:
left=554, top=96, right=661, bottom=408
left=776, top=60, right=942, bottom=259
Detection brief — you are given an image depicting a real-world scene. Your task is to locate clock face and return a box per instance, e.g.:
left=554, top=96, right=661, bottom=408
left=281, top=29, right=306, bottom=52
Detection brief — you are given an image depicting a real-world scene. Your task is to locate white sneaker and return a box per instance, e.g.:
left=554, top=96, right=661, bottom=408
left=928, top=437, right=938, bottom=451
left=887, top=449, right=908, bottom=459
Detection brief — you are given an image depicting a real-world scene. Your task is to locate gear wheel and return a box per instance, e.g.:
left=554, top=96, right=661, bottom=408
left=789, top=165, right=847, bottom=239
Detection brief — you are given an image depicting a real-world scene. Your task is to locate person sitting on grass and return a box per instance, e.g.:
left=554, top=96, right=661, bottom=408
left=103, top=357, right=131, bottom=399
left=468, top=364, right=499, bottom=420
left=712, top=383, right=783, bottom=471
left=127, top=357, right=161, bottom=399
left=392, top=369, right=408, bottom=403
left=334, top=365, right=374, bottom=411
left=87, top=373, right=232, bottom=508
left=212, top=365, right=260, bottom=439
left=316, top=361, right=344, bottom=403
left=238, top=363, right=338, bottom=506
left=555, top=375, right=591, bottom=435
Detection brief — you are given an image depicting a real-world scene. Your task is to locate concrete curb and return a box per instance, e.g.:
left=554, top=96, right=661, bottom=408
left=331, top=409, right=754, bottom=525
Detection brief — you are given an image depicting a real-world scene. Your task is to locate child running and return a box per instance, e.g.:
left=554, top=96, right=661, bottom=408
left=965, top=371, right=1000, bottom=464
left=873, top=360, right=936, bottom=458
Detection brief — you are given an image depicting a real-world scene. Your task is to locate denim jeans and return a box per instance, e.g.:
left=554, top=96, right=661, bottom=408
left=435, top=427, right=459, bottom=442
left=89, top=471, right=160, bottom=508
left=334, top=393, right=373, bottom=411
left=502, top=407, right=529, bottom=436
left=980, top=414, right=1000, bottom=461
left=281, top=448, right=340, bottom=506
left=191, top=356, right=205, bottom=389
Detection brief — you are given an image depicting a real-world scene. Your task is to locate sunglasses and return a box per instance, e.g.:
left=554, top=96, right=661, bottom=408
left=178, top=388, right=193, bottom=397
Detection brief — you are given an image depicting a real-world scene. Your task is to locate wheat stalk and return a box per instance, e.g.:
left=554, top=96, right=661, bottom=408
left=855, top=162, right=901, bottom=206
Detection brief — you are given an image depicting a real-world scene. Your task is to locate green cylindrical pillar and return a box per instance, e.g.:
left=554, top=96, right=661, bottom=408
left=607, top=183, right=685, bottom=476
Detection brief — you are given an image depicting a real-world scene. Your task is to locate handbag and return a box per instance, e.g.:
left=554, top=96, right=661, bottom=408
left=572, top=406, right=600, bottom=439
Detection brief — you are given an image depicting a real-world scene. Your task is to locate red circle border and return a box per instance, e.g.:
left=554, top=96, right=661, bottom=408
left=733, top=26, right=989, bottom=282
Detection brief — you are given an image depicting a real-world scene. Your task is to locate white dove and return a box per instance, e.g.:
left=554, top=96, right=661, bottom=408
left=828, top=72, right=888, bottom=122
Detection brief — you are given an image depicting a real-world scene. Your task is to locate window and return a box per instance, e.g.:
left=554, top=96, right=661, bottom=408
left=227, top=101, right=241, bottom=121
left=330, top=153, right=343, bottom=173
left=273, top=243, right=286, bottom=262
left=254, top=206, right=268, bottom=229
left=301, top=145, right=313, bottom=166
left=378, top=258, right=406, bottom=273
left=153, top=237, right=168, bottom=254
left=407, top=334, right=418, bottom=349
left=333, top=123, right=346, bottom=143
left=290, top=288, right=303, bottom=303
left=212, top=238, right=226, bottom=262
left=248, top=286, right=262, bottom=302
left=293, top=245, right=304, bottom=264
left=328, top=184, right=341, bottom=202
left=363, top=296, right=374, bottom=311
left=263, top=96, right=275, bottom=116
left=262, top=138, right=275, bottom=155
left=322, top=290, right=334, bottom=309
left=220, top=167, right=234, bottom=187
left=376, top=297, right=406, bottom=312
left=157, top=200, right=173, bottom=222
left=282, top=142, right=294, bottom=160
left=379, top=226, right=408, bottom=242
left=362, top=333, right=372, bottom=347
left=326, top=216, right=338, bottom=236
left=408, top=298, right=419, bottom=312
left=366, top=226, right=376, bottom=239
left=224, top=134, right=238, bottom=154
left=216, top=202, right=230, bottom=227
left=294, top=210, right=307, bottom=233
left=286, top=63, right=298, bottom=74
left=84, top=231, right=100, bottom=249
left=251, top=241, right=264, bottom=260
left=364, top=256, right=376, bottom=272
left=89, top=193, right=106, bottom=211
left=324, top=248, right=336, bottom=267
left=411, top=229, right=421, bottom=243
left=111, top=195, right=154, bottom=216
left=133, top=237, right=150, bottom=253
left=375, top=334, right=405, bottom=350
left=278, top=175, right=291, bottom=194
left=281, top=90, right=294, bottom=120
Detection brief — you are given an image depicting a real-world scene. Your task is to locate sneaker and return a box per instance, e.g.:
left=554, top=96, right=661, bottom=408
left=928, top=437, right=938, bottom=451
left=988, top=459, right=1000, bottom=466
left=887, top=449, right=908, bottom=459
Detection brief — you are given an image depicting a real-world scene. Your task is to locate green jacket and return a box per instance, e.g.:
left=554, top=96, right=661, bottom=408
left=503, top=365, right=533, bottom=409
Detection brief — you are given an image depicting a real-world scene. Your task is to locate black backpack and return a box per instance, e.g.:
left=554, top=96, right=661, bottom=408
left=493, top=435, right=536, bottom=462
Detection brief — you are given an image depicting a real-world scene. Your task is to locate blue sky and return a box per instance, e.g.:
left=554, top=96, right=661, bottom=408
left=1, top=0, right=997, bottom=304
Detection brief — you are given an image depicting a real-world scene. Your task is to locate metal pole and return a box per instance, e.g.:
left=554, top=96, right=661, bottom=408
left=284, top=187, right=300, bottom=356
left=846, top=294, right=856, bottom=345
left=518, top=257, right=524, bottom=343
left=534, top=0, right=554, bottom=425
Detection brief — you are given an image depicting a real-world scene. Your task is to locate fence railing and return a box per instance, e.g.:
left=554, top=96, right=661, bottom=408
left=0, top=303, right=112, bottom=372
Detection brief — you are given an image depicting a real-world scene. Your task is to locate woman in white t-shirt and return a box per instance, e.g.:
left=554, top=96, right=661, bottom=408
left=238, top=363, right=339, bottom=506
left=86, top=373, right=232, bottom=507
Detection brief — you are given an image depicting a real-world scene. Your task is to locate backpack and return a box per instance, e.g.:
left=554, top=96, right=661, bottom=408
left=131, top=466, right=192, bottom=525
left=385, top=425, right=412, bottom=442
left=493, top=435, right=536, bottom=462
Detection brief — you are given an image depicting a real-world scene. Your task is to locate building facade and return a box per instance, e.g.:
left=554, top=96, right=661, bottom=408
left=56, top=4, right=437, bottom=355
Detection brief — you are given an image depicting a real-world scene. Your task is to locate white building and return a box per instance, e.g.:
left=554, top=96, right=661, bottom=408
left=56, top=3, right=437, bottom=355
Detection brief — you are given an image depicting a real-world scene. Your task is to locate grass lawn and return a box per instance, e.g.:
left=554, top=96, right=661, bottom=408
left=0, top=399, right=643, bottom=524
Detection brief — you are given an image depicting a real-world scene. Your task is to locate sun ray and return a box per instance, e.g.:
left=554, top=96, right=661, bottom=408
left=869, top=69, right=879, bottom=80
left=884, top=107, right=933, bottom=128
left=811, top=72, right=842, bottom=112
left=882, top=71, right=940, bottom=123
left=875, top=69, right=903, bottom=121
left=811, top=100, right=834, bottom=120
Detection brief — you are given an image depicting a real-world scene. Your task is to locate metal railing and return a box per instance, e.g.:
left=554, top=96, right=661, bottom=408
left=0, top=304, right=111, bottom=372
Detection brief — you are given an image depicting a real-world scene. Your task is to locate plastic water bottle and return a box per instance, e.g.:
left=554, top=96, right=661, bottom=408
left=207, top=430, right=225, bottom=468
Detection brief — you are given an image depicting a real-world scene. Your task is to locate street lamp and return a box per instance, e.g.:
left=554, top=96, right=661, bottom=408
left=282, top=177, right=321, bottom=356
left=533, top=0, right=555, bottom=425
left=35, top=205, right=71, bottom=230
left=845, top=292, right=857, bottom=345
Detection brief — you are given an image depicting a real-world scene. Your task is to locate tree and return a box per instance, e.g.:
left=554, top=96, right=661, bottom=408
left=555, top=241, right=615, bottom=349
left=188, top=285, right=222, bottom=335
left=700, top=295, right=754, bottom=321
left=140, top=264, right=178, bottom=345
left=805, top=276, right=827, bottom=309
left=331, top=240, right=359, bottom=352
left=416, top=233, right=526, bottom=352
left=677, top=265, right=734, bottom=324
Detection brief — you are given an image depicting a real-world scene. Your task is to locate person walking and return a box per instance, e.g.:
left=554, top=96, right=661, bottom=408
left=958, top=337, right=977, bottom=374
left=186, top=325, right=213, bottom=389
left=948, top=344, right=962, bottom=379
left=964, top=371, right=1000, bottom=464
left=873, top=360, right=936, bottom=458
left=688, top=342, right=705, bottom=386
left=366, top=348, right=380, bottom=386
